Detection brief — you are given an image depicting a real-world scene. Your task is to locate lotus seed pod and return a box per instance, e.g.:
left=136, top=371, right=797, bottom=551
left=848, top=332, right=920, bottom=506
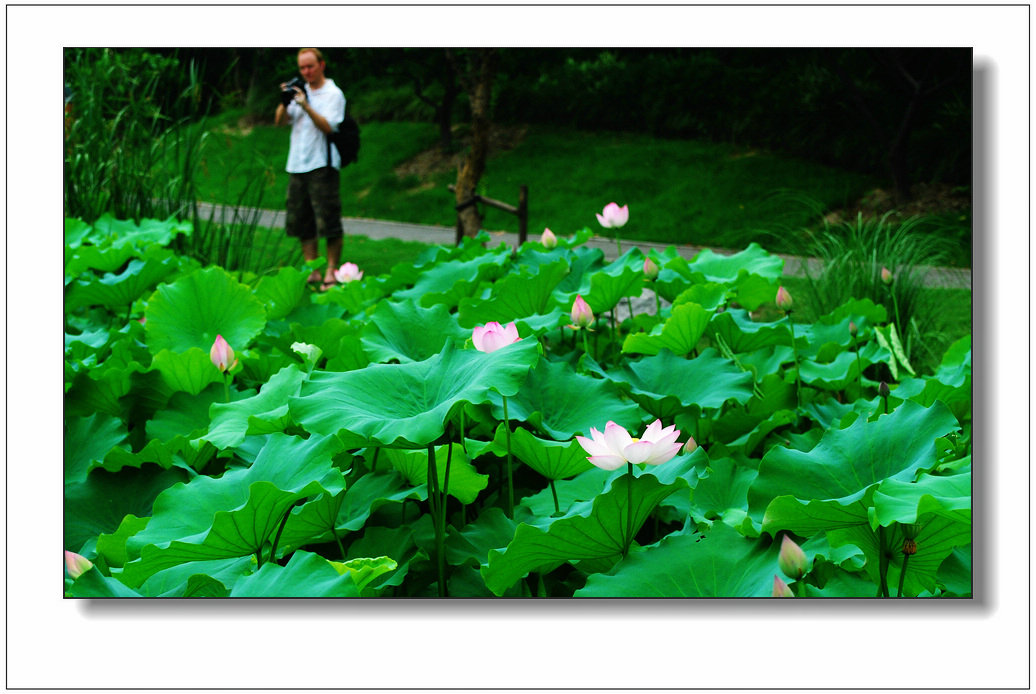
left=879, top=381, right=890, bottom=398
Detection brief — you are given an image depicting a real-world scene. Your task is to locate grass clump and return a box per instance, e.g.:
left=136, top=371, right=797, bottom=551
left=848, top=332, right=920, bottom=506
left=799, top=211, right=962, bottom=371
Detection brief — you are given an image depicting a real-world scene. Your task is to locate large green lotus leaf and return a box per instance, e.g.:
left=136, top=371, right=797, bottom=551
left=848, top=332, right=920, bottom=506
left=64, top=217, right=93, bottom=248
left=482, top=472, right=685, bottom=595
left=337, top=470, right=425, bottom=532
left=346, top=526, right=424, bottom=591
left=519, top=467, right=620, bottom=519
left=798, top=341, right=886, bottom=391
left=327, top=556, right=400, bottom=595
left=150, top=348, right=225, bottom=396
left=457, top=258, right=569, bottom=327
left=726, top=409, right=798, bottom=457
left=575, top=522, right=781, bottom=597
left=96, top=514, right=151, bottom=568
left=64, top=465, right=190, bottom=553
left=65, top=242, right=140, bottom=278
left=609, top=348, right=754, bottom=420
left=706, top=309, right=791, bottom=354
left=291, top=317, right=363, bottom=364
left=687, top=243, right=784, bottom=283
left=64, top=413, right=129, bottom=486
left=119, top=433, right=345, bottom=586
left=492, top=357, right=643, bottom=441
left=273, top=491, right=346, bottom=556
left=200, top=365, right=307, bottom=449
left=136, top=556, right=254, bottom=597
left=228, top=550, right=362, bottom=597
left=445, top=507, right=524, bottom=568
left=752, top=401, right=960, bottom=535
left=394, top=247, right=511, bottom=308
left=65, top=253, right=179, bottom=311
left=66, top=565, right=143, bottom=597
left=560, top=250, right=645, bottom=313
left=492, top=424, right=594, bottom=481
left=687, top=456, right=759, bottom=529
left=291, top=339, right=539, bottom=448
left=383, top=443, right=488, bottom=505
left=671, top=282, right=729, bottom=312
left=872, top=470, right=971, bottom=527
left=937, top=546, right=972, bottom=596
left=621, top=302, right=711, bottom=356
left=254, top=266, right=310, bottom=321
left=361, top=298, right=469, bottom=364
left=827, top=514, right=971, bottom=597
left=146, top=384, right=234, bottom=442
left=91, top=213, right=192, bottom=250
left=552, top=245, right=605, bottom=295
left=734, top=273, right=780, bottom=311
left=145, top=266, right=267, bottom=355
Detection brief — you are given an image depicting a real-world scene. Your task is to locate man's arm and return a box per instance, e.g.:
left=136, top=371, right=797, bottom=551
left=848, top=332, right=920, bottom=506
left=274, top=102, right=289, bottom=126
left=292, top=89, right=333, bottom=134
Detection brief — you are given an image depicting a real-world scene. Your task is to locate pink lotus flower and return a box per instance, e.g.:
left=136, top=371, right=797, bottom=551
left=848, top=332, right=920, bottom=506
left=778, top=534, right=808, bottom=579
left=849, top=320, right=858, bottom=337
left=596, top=202, right=629, bottom=229
left=775, top=286, right=793, bottom=312
left=576, top=419, right=682, bottom=471
left=64, top=550, right=93, bottom=579
left=682, top=436, right=698, bottom=455
left=568, top=295, right=595, bottom=330
left=472, top=321, right=521, bottom=353
left=772, top=575, right=794, bottom=597
left=881, top=266, right=893, bottom=285
left=210, top=334, right=238, bottom=373
left=334, top=262, right=363, bottom=283
left=541, top=228, right=558, bottom=249
left=643, top=257, right=660, bottom=281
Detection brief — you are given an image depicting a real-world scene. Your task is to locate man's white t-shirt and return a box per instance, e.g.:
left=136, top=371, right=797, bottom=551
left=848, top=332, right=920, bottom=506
left=285, top=77, right=346, bottom=174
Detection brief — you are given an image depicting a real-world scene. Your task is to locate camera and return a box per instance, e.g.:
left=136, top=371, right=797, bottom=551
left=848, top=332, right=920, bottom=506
left=280, top=77, right=306, bottom=106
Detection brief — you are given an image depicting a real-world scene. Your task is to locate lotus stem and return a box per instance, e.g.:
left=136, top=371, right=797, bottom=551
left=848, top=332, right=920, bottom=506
left=549, top=480, right=560, bottom=515
left=427, top=443, right=446, bottom=597
left=223, top=373, right=230, bottom=404
left=785, top=311, right=801, bottom=406
left=654, top=289, right=661, bottom=317
left=877, top=525, right=890, bottom=598
left=268, top=503, right=294, bottom=566
left=897, top=554, right=910, bottom=598
left=581, top=328, right=591, bottom=361
left=369, top=447, right=380, bottom=473
left=851, top=333, right=864, bottom=397
left=623, top=462, right=634, bottom=557
left=502, top=395, right=515, bottom=518
left=333, top=527, right=346, bottom=560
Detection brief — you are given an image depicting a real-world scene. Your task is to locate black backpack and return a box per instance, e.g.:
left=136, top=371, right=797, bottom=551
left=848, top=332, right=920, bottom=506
left=326, top=112, right=360, bottom=167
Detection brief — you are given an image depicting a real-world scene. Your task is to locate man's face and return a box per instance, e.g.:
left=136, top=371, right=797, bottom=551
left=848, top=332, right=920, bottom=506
left=298, top=51, right=324, bottom=85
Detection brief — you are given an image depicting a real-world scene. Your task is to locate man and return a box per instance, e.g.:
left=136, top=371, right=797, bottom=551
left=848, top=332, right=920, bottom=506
left=275, top=48, right=347, bottom=289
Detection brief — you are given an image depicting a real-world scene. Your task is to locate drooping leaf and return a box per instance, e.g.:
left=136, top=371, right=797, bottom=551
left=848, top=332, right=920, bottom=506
left=291, top=339, right=540, bottom=448
left=229, top=550, right=362, bottom=597
left=200, top=365, right=307, bottom=449
left=482, top=472, right=685, bottom=595
left=383, top=443, right=489, bottom=505
left=150, top=348, right=225, bottom=396
left=65, top=253, right=179, bottom=311
left=752, top=401, right=961, bottom=536
left=493, top=424, right=594, bottom=481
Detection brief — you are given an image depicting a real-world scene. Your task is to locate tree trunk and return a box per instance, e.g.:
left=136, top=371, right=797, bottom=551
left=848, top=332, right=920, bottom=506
left=451, top=49, right=498, bottom=239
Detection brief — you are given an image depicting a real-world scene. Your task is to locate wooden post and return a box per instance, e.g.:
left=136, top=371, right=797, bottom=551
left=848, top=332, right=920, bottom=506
left=517, top=185, right=528, bottom=247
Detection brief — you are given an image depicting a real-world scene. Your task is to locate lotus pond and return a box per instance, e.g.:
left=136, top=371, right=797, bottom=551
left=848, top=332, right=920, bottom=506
left=63, top=214, right=971, bottom=598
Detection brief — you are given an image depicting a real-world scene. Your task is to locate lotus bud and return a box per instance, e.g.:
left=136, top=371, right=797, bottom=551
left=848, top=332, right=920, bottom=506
left=778, top=534, right=808, bottom=579
left=878, top=381, right=890, bottom=398
left=570, top=295, right=595, bottom=330
left=334, top=262, right=363, bottom=283
left=64, top=550, right=93, bottom=579
left=775, top=286, right=793, bottom=312
left=471, top=321, right=521, bottom=353
left=682, top=436, right=698, bottom=455
left=596, top=202, right=629, bottom=229
left=643, top=257, right=660, bottom=281
left=772, top=575, right=794, bottom=597
left=541, top=227, right=558, bottom=249
left=210, top=334, right=238, bottom=373
left=881, top=266, right=893, bottom=285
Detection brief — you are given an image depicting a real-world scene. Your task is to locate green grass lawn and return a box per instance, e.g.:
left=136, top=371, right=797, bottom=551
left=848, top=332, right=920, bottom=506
left=191, top=115, right=890, bottom=257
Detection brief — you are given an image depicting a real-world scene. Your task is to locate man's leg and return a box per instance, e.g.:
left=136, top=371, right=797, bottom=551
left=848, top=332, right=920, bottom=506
left=286, top=173, right=321, bottom=282
left=324, top=236, right=343, bottom=285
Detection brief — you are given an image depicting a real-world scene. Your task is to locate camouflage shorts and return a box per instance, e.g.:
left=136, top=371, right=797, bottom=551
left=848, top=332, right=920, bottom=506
left=285, top=167, right=343, bottom=240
